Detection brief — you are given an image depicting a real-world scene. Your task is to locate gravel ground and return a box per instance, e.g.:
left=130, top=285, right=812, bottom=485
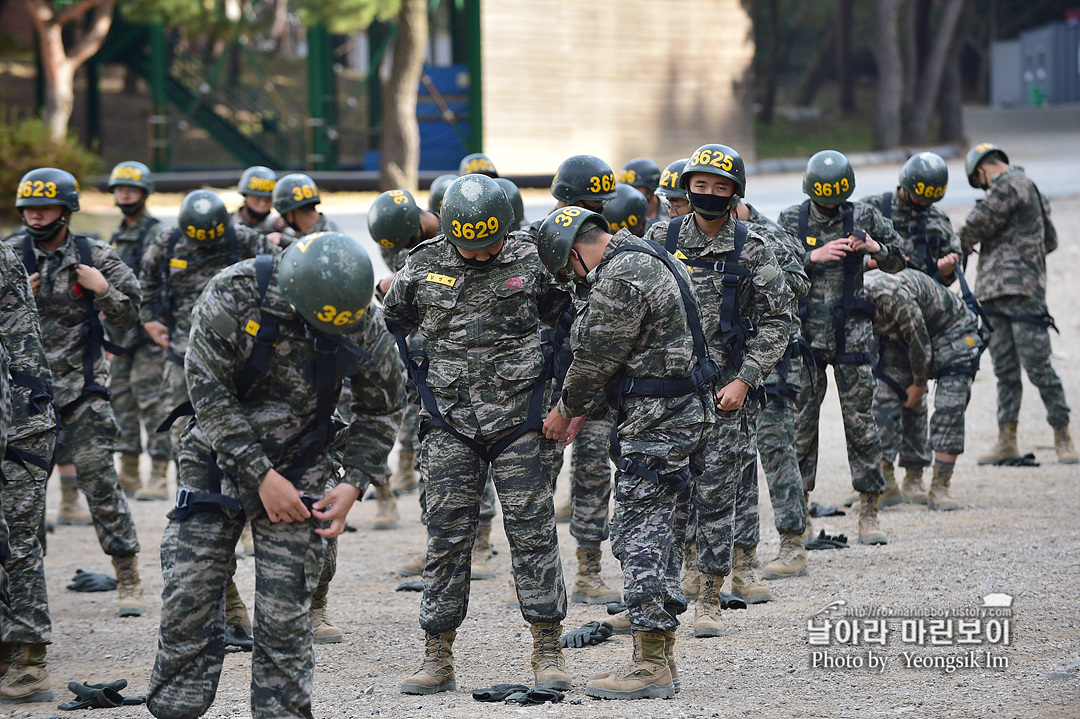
left=8, top=197, right=1079, bottom=719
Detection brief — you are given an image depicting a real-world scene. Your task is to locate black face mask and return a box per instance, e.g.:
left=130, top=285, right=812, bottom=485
left=245, top=206, right=271, bottom=222
left=688, top=191, right=735, bottom=222
left=23, top=214, right=69, bottom=242
left=460, top=247, right=501, bottom=269
left=812, top=202, right=841, bottom=216
left=117, top=199, right=145, bottom=217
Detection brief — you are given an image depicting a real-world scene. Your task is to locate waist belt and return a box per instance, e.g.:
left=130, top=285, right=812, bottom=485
left=615, top=456, right=692, bottom=493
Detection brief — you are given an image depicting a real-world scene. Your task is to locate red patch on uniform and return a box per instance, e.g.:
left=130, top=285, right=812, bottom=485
left=505, top=277, right=524, bottom=290
left=72, top=283, right=84, bottom=297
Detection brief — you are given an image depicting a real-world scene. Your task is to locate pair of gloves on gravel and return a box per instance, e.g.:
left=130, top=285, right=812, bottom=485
left=59, top=679, right=144, bottom=710
left=472, top=684, right=564, bottom=704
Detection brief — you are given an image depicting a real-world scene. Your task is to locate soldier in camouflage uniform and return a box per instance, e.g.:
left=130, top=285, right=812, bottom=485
left=619, top=158, right=666, bottom=229
left=232, top=166, right=278, bottom=234
left=959, top=144, right=1076, bottom=464
left=10, top=168, right=146, bottom=625
left=271, top=173, right=338, bottom=248
left=777, top=150, right=911, bottom=546
left=656, top=158, right=690, bottom=219
left=383, top=175, right=572, bottom=695
left=858, top=152, right=964, bottom=504
left=0, top=235, right=58, bottom=702
left=106, top=161, right=172, bottom=498
left=538, top=206, right=714, bottom=700
left=864, top=269, right=982, bottom=510
left=147, top=232, right=406, bottom=719
left=645, top=144, right=791, bottom=631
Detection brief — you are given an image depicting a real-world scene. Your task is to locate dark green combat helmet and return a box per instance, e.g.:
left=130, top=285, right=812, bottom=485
left=17, top=167, right=80, bottom=241
left=536, top=206, right=607, bottom=279
left=602, top=183, right=649, bottom=236
left=16, top=167, right=80, bottom=212
left=178, top=190, right=231, bottom=242
left=459, top=153, right=498, bottom=177
left=368, top=189, right=421, bottom=253
left=278, top=231, right=374, bottom=335
left=108, top=161, right=154, bottom=195
left=619, top=158, right=661, bottom=192
left=273, top=173, right=321, bottom=215
left=899, top=152, right=949, bottom=204
left=239, top=166, right=277, bottom=197
left=428, top=174, right=457, bottom=213
left=965, top=143, right=1009, bottom=189
left=440, top=174, right=515, bottom=251
left=656, top=158, right=689, bottom=200
left=551, top=155, right=617, bottom=207
left=802, top=150, right=855, bottom=204
left=680, top=144, right=746, bottom=218
left=494, top=177, right=525, bottom=230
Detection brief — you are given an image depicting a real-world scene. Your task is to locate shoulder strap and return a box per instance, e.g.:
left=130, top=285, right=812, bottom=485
left=717, top=221, right=751, bottom=367
left=235, top=254, right=278, bottom=399
left=797, top=199, right=810, bottom=246
left=881, top=192, right=892, bottom=222
left=664, top=215, right=685, bottom=254
left=226, top=224, right=239, bottom=265
left=20, top=235, right=38, bottom=275
left=73, top=236, right=122, bottom=400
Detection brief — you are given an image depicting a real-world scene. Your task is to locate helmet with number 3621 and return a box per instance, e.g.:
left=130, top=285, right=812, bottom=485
left=273, top=173, right=321, bottom=215
left=439, top=174, right=515, bottom=251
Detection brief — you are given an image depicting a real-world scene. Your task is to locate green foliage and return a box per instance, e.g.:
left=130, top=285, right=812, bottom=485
left=0, top=107, right=102, bottom=221
left=121, top=0, right=401, bottom=35
left=296, top=0, right=401, bottom=33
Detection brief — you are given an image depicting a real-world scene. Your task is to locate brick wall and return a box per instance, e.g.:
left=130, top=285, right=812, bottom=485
left=481, top=0, right=756, bottom=175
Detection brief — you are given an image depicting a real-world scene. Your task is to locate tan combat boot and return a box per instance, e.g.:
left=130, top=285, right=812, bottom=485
left=309, top=592, right=344, bottom=644
left=842, top=490, right=860, bottom=507
left=470, top=524, right=494, bottom=580
left=681, top=541, right=702, bottom=599
left=117, top=454, right=142, bottom=495
left=0, top=644, right=52, bottom=704
left=880, top=461, right=904, bottom=507
left=224, top=580, right=251, bottom=631
left=585, top=629, right=674, bottom=700
left=136, top=460, right=170, bottom=501
left=927, top=464, right=961, bottom=511
left=760, top=533, right=810, bottom=580
left=530, top=622, right=572, bottom=690
left=608, top=610, right=631, bottom=635
left=902, top=467, right=929, bottom=504
left=857, top=493, right=888, bottom=545
left=57, top=478, right=91, bottom=526
left=663, top=629, right=679, bottom=693
left=400, top=630, right=456, bottom=695
left=730, top=546, right=773, bottom=604
left=692, top=574, right=724, bottom=638
left=977, top=422, right=1019, bottom=465
left=396, top=552, right=426, bottom=577
left=0, top=642, right=12, bottom=679
left=1053, top=425, right=1079, bottom=464
left=371, top=482, right=398, bottom=531
left=554, top=498, right=572, bottom=523
left=571, top=547, right=621, bottom=604
left=112, top=555, right=147, bottom=617
left=390, top=450, right=419, bottom=494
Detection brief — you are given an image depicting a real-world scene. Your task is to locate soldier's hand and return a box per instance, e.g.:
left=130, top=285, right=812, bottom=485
left=143, top=321, right=170, bottom=348
left=809, top=239, right=851, bottom=263
left=28, top=272, right=41, bottom=297
left=378, top=275, right=395, bottom=296
left=904, top=384, right=927, bottom=408
left=937, top=253, right=959, bottom=277
left=266, top=232, right=283, bottom=247
left=715, top=379, right=750, bottom=412
left=258, top=468, right=310, bottom=523
left=311, top=482, right=362, bottom=538
left=75, top=264, right=110, bottom=296
left=848, top=232, right=881, bottom=255
left=542, top=407, right=573, bottom=442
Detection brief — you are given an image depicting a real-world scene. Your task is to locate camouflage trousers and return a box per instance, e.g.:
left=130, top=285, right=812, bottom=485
left=0, top=430, right=55, bottom=644
left=613, top=419, right=707, bottom=630
left=550, top=412, right=614, bottom=543
left=758, top=392, right=808, bottom=535
left=874, top=337, right=932, bottom=468
left=419, top=428, right=565, bottom=633
left=984, top=296, right=1071, bottom=427
left=111, top=341, right=172, bottom=460
left=162, top=358, right=190, bottom=464
left=56, top=396, right=140, bottom=556
left=690, top=409, right=747, bottom=576
left=733, top=402, right=763, bottom=549
left=796, top=357, right=885, bottom=495
left=396, top=401, right=421, bottom=454
left=147, top=439, right=327, bottom=719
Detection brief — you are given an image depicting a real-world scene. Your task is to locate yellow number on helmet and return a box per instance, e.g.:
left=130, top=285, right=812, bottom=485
left=292, top=187, right=303, bottom=201
left=316, top=305, right=337, bottom=322
left=487, top=216, right=499, bottom=233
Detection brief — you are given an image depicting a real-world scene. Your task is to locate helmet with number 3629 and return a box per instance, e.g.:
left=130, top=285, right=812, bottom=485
left=278, top=231, right=374, bottom=335
left=439, top=174, right=515, bottom=251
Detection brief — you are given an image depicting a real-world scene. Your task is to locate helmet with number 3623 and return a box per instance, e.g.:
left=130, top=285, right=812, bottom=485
left=440, top=174, right=515, bottom=251
left=803, top=150, right=855, bottom=204
left=278, top=231, right=374, bottom=335
left=15, top=167, right=80, bottom=212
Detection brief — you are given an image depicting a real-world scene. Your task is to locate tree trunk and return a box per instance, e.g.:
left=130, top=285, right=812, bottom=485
left=836, top=0, right=855, bottom=111
left=936, top=1, right=970, bottom=143
left=759, top=0, right=781, bottom=125
left=379, top=0, right=428, bottom=191
left=906, top=0, right=968, bottom=144
left=793, top=23, right=836, bottom=107
left=873, top=0, right=903, bottom=149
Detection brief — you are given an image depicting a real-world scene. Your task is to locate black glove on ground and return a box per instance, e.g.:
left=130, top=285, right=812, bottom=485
left=805, top=529, right=849, bottom=550
left=561, top=621, right=614, bottom=648
left=810, top=502, right=845, bottom=517
left=472, top=683, right=529, bottom=702
left=994, top=453, right=1039, bottom=467
left=67, top=570, right=117, bottom=592
left=505, top=687, right=565, bottom=705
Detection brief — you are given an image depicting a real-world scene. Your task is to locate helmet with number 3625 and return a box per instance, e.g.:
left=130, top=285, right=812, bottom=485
left=803, top=150, right=855, bottom=204
left=278, top=231, right=374, bottom=335
left=440, top=174, right=515, bottom=251
left=899, top=152, right=948, bottom=205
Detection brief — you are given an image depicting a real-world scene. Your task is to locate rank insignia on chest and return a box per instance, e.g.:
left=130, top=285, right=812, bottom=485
left=169, top=258, right=188, bottom=269
left=966, top=336, right=976, bottom=347
left=426, top=273, right=456, bottom=287
left=805, top=237, right=818, bottom=247
left=673, top=250, right=688, bottom=260
left=505, top=277, right=524, bottom=290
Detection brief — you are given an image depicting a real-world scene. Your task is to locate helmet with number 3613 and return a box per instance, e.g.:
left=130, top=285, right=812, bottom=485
left=802, top=150, right=855, bottom=204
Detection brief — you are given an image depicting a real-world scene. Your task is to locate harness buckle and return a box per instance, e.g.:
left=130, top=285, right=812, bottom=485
left=174, top=487, right=192, bottom=510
